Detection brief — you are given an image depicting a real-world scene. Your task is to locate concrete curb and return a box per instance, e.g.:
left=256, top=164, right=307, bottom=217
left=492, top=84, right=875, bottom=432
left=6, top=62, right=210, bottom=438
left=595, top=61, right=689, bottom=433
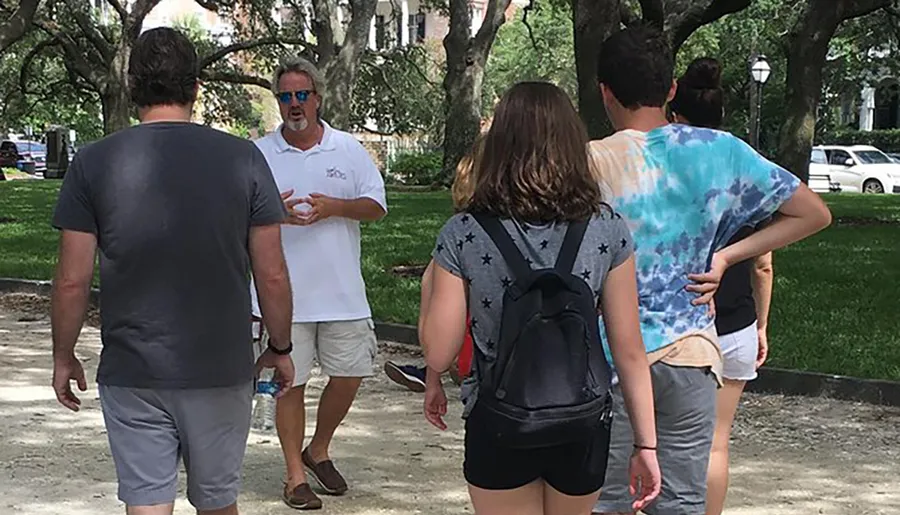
left=746, top=367, right=900, bottom=407
left=3, top=278, right=898, bottom=407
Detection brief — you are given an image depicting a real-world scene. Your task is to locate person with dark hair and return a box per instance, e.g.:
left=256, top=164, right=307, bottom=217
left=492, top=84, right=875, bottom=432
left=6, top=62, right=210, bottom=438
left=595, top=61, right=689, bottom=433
left=669, top=57, right=725, bottom=129
left=589, top=26, right=832, bottom=515
left=421, top=81, right=660, bottom=515
left=671, top=57, right=775, bottom=515
left=50, top=27, right=295, bottom=515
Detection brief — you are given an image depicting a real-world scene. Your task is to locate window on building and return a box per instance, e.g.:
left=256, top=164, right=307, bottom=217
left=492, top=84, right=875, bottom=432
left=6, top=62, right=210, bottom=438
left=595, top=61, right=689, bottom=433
left=375, top=15, right=386, bottom=50
left=409, top=13, right=426, bottom=43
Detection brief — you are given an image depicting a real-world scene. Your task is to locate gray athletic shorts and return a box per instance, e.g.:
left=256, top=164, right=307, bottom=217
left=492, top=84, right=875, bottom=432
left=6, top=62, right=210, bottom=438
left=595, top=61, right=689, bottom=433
left=98, top=382, right=253, bottom=510
left=594, top=362, right=717, bottom=514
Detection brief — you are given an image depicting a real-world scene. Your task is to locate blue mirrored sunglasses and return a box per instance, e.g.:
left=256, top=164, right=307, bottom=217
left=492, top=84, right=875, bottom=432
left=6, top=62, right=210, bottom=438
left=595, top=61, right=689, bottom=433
left=277, top=90, right=314, bottom=104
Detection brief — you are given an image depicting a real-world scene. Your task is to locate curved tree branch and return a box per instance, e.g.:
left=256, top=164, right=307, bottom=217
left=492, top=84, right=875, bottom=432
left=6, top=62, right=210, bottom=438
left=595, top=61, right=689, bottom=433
left=666, top=0, right=753, bottom=54
left=201, top=70, right=271, bottom=89
left=0, top=0, right=41, bottom=53
left=842, top=0, right=891, bottom=18
left=522, top=0, right=539, bottom=51
left=127, top=0, right=163, bottom=41
left=199, top=36, right=309, bottom=69
left=473, top=0, right=511, bottom=56
left=18, top=37, right=59, bottom=96
left=64, top=0, right=115, bottom=62
left=33, top=19, right=106, bottom=89
left=104, top=0, right=129, bottom=24
left=639, top=0, right=664, bottom=28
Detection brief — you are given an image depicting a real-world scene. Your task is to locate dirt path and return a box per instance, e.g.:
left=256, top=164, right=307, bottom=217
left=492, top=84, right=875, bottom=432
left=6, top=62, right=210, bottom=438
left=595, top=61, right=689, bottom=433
left=1, top=294, right=898, bottom=514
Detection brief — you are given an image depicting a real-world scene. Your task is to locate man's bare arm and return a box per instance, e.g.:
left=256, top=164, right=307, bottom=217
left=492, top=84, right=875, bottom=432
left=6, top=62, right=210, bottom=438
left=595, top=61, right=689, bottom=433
left=337, top=197, right=386, bottom=221
left=249, top=224, right=293, bottom=350
left=51, top=230, right=97, bottom=360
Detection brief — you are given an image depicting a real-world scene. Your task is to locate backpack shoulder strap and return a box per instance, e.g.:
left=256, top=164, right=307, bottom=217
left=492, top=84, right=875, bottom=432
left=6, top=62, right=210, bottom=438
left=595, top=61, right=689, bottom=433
left=473, top=213, right=532, bottom=281
left=554, top=219, right=589, bottom=273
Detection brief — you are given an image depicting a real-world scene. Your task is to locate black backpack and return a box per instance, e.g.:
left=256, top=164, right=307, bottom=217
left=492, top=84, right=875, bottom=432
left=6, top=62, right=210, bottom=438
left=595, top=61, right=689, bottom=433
left=470, top=213, right=612, bottom=449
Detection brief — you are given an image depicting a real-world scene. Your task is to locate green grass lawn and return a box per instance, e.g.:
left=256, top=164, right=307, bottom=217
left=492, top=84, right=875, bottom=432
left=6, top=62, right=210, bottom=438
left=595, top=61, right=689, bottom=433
left=1, top=180, right=898, bottom=381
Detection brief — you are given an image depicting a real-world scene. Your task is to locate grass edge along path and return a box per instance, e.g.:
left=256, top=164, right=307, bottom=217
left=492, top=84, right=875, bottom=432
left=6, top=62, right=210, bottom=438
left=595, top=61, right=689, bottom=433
left=1, top=181, right=898, bottom=381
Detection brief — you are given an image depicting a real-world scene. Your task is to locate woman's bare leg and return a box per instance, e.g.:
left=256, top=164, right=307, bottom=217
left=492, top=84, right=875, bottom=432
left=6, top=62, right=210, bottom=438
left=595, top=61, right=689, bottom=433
left=468, top=479, right=545, bottom=515
left=706, top=379, right=746, bottom=515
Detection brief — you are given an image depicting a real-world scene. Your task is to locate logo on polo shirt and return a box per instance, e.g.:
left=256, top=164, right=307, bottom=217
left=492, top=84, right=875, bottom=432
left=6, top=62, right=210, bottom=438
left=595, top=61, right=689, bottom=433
left=325, top=167, right=347, bottom=180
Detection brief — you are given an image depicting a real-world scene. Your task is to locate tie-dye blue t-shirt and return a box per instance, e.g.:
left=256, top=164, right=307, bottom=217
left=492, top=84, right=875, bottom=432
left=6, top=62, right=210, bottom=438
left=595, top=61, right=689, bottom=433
left=589, top=124, right=801, bottom=357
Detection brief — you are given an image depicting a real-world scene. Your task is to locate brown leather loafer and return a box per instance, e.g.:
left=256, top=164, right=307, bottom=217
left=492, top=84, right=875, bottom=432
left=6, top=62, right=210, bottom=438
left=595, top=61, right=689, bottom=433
left=302, top=448, right=348, bottom=495
left=283, top=482, right=323, bottom=510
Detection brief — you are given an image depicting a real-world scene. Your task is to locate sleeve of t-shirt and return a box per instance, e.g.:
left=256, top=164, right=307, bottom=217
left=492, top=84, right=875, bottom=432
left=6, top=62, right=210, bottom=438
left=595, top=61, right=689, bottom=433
left=609, top=212, right=635, bottom=269
left=249, top=145, right=287, bottom=226
left=431, top=215, right=464, bottom=278
left=350, top=140, right=388, bottom=211
left=51, top=154, right=97, bottom=234
left=723, top=136, right=801, bottom=234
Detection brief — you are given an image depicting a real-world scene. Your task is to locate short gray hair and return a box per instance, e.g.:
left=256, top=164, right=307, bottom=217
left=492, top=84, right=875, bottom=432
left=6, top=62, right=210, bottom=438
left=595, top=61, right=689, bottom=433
left=271, top=55, right=325, bottom=98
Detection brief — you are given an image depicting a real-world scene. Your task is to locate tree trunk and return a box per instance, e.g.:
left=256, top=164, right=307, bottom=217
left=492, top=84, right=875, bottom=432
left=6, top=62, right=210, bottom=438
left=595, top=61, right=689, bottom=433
left=441, top=52, right=485, bottom=185
left=440, top=0, right=510, bottom=183
left=776, top=0, right=889, bottom=183
left=573, top=0, right=754, bottom=139
left=101, top=84, right=132, bottom=134
left=0, top=0, right=40, bottom=53
left=572, top=0, right=620, bottom=139
left=320, top=0, right=378, bottom=130
left=101, top=40, right=135, bottom=134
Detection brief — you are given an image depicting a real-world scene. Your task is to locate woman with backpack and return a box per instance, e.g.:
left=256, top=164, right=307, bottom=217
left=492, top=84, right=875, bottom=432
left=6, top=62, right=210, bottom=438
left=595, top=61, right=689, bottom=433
left=419, top=81, right=661, bottom=515
left=669, top=57, right=775, bottom=515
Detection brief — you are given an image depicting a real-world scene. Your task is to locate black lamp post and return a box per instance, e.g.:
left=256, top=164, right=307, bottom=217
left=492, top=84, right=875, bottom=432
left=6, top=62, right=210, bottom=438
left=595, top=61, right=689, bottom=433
left=749, top=54, right=772, bottom=148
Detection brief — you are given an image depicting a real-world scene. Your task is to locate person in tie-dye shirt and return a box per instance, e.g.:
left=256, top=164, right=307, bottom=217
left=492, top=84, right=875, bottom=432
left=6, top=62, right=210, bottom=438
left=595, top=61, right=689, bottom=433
left=589, top=26, right=832, bottom=515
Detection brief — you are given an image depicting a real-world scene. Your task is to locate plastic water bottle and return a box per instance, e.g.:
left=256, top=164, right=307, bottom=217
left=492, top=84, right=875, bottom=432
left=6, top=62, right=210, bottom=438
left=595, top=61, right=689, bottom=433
left=251, top=370, right=278, bottom=431
left=250, top=319, right=278, bottom=431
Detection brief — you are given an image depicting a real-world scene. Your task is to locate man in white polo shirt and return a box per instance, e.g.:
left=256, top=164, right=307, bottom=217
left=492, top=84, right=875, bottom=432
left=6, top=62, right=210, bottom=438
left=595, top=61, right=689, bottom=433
left=252, top=56, right=387, bottom=511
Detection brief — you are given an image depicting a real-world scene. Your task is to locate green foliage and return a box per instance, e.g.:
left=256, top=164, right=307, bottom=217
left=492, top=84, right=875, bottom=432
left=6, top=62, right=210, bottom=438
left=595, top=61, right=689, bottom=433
left=820, top=129, right=900, bottom=152
left=820, top=12, right=900, bottom=134
left=676, top=0, right=797, bottom=154
left=677, top=0, right=900, bottom=152
left=172, top=15, right=265, bottom=135
left=0, top=32, right=104, bottom=144
left=483, top=1, right=576, bottom=113
left=351, top=44, right=446, bottom=140
left=388, top=150, right=443, bottom=185
left=4, top=183, right=899, bottom=380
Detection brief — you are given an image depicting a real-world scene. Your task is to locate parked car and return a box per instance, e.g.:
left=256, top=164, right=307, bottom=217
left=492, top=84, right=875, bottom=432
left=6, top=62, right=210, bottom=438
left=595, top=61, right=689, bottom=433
left=0, top=140, right=47, bottom=174
left=809, top=145, right=900, bottom=194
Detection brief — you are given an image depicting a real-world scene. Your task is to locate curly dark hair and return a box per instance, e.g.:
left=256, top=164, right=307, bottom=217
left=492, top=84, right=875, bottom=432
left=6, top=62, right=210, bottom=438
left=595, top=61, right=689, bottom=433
left=596, top=24, right=674, bottom=109
left=128, top=27, right=199, bottom=108
left=467, top=82, right=604, bottom=223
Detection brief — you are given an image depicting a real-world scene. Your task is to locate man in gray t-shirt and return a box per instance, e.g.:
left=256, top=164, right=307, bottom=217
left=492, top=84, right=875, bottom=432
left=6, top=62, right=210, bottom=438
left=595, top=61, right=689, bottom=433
left=50, top=28, right=295, bottom=515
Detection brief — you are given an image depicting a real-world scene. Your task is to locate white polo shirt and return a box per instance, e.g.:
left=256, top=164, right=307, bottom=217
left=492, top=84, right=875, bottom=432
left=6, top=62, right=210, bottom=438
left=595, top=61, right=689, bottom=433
left=250, top=122, right=387, bottom=323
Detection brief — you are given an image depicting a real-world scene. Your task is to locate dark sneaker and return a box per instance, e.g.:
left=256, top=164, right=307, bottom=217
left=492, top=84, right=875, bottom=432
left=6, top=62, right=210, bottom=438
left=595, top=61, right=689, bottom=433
left=384, top=361, right=427, bottom=393
left=302, top=448, right=348, bottom=495
left=283, top=482, right=322, bottom=510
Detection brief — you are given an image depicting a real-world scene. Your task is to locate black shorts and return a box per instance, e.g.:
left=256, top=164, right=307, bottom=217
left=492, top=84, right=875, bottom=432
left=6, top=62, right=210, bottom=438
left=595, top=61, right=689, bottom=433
left=463, top=406, right=612, bottom=496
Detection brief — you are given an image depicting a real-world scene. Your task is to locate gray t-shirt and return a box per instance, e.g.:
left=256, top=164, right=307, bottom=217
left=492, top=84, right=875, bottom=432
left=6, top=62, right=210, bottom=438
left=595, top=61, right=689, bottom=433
left=431, top=209, right=634, bottom=416
left=52, top=122, right=286, bottom=389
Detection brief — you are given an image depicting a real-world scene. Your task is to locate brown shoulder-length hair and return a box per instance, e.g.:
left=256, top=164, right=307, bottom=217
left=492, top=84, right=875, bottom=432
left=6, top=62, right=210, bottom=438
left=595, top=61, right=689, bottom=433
left=451, top=134, right=483, bottom=212
left=467, top=81, right=604, bottom=223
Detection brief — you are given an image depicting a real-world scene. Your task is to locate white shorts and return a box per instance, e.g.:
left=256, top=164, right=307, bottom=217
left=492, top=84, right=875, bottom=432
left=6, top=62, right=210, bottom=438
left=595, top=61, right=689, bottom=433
left=263, top=319, right=378, bottom=385
left=719, top=321, right=759, bottom=381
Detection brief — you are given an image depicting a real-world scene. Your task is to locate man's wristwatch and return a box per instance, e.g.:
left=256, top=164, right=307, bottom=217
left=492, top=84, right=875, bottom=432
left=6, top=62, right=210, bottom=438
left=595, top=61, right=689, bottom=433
left=268, top=340, right=293, bottom=355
